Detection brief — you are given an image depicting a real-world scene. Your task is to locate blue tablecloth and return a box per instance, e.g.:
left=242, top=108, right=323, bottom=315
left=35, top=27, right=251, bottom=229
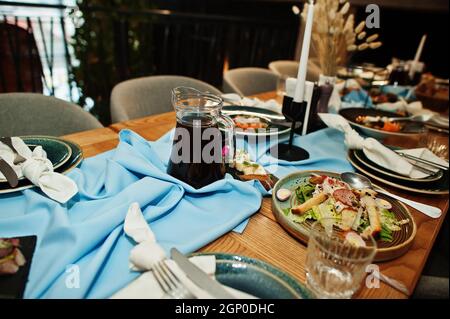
left=0, top=127, right=353, bottom=298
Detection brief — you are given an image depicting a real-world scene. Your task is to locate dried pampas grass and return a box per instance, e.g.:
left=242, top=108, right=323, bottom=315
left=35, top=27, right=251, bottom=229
left=302, top=0, right=382, bottom=75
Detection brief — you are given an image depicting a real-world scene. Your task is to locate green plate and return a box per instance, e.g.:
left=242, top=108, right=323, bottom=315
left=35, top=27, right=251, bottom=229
left=194, top=253, right=314, bottom=299
left=0, top=137, right=83, bottom=194
left=53, top=138, right=83, bottom=175
left=272, top=170, right=416, bottom=262
left=0, top=137, right=71, bottom=183
left=21, top=136, right=72, bottom=170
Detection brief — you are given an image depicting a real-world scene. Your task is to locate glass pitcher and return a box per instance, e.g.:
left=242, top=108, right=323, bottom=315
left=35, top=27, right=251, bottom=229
left=167, top=87, right=234, bottom=189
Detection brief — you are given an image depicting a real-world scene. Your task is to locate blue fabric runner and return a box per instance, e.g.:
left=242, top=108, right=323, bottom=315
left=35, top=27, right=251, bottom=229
left=0, top=127, right=353, bottom=298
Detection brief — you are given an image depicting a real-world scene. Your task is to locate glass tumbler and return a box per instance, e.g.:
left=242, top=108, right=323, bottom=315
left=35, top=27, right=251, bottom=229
left=419, top=126, right=449, bottom=160
left=305, top=219, right=377, bottom=299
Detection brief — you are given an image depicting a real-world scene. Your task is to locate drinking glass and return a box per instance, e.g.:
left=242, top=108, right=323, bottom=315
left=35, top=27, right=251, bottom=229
left=305, top=219, right=377, bottom=299
left=419, top=126, right=449, bottom=160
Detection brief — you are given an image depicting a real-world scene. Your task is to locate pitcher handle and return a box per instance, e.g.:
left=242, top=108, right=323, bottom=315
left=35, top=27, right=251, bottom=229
left=217, top=114, right=235, bottom=164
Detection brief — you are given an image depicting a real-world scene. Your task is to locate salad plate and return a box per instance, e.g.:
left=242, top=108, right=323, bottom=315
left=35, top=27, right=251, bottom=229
left=193, top=253, right=314, bottom=299
left=272, top=170, right=417, bottom=262
left=347, top=151, right=449, bottom=195
left=339, top=108, right=426, bottom=140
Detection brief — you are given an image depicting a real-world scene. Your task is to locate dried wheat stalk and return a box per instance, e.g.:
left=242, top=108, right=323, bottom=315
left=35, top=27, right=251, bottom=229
left=302, top=0, right=382, bottom=76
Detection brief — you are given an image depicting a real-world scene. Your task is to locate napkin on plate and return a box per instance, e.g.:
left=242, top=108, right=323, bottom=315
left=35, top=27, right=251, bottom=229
left=221, top=93, right=282, bottom=114
left=0, top=137, right=77, bottom=203
left=318, top=113, right=437, bottom=179
left=112, top=203, right=255, bottom=299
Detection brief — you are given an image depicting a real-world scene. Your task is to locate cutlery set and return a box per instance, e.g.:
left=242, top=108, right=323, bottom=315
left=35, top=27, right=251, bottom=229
left=152, top=248, right=235, bottom=299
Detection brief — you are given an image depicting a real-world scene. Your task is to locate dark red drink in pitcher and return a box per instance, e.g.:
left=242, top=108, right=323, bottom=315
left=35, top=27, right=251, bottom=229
left=167, top=87, right=234, bottom=188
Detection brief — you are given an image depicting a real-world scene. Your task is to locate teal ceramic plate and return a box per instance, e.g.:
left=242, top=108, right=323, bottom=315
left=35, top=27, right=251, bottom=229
left=194, top=253, right=314, bottom=299
left=22, top=136, right=72, bottom=170
left=272, top=170, right=416, bottom=262
left=53, top=138, right=83, bottom=175
left=0, top=137, right=83, bottom=194
left=0, top=137, right=71, bottom=183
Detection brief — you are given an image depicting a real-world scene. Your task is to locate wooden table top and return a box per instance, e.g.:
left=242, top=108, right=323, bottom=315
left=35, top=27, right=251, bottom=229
left=62, top=91, right=449, bottom=299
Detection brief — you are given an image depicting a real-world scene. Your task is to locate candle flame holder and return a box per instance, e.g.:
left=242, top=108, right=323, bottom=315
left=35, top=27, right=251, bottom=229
left=267, top=96, right=310, bottom=161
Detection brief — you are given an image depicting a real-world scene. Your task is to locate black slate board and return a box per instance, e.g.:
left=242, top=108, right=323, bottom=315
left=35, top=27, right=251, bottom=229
left=0, top=236, right=37, bottom=299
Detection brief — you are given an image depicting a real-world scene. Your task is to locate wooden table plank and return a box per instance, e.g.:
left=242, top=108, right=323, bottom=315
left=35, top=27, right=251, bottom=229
left=62, top=127, right=119, bottom=158
left=61, top=91, right=448, bottom=299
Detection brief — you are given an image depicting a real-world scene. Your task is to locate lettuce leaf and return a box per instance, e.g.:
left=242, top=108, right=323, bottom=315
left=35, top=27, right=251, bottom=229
left=295, top=183, right=315, bottom=204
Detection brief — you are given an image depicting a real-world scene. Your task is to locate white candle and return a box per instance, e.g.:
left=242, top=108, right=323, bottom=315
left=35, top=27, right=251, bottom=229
left=294, top=0, right=315, bottom=102
left=414, top=34, right=427, bottom=62
left=409, top=34, right=427, bottom=78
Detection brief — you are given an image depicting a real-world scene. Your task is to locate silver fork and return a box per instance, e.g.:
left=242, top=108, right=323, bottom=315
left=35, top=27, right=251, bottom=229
left=153, top=260, right=195, bottom=299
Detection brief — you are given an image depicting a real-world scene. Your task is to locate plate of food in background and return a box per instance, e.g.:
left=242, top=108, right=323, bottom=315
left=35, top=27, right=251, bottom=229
left=339, top=107, right=426, bottom=140
left=0, top=236, right=37, bottom=299
left=222, top=106, right=291, bottom=137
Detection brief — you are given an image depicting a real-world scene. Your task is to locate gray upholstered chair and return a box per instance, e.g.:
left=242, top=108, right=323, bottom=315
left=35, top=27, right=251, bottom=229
left=413, top=276, right=449, bottom=299
left=110, top=75, right=222, bottom=123
left=268, top=60, right=299, bottom=78
left=222, top=67, right=279, bottom=96
left=268, top=59, right=321, bottom=83
left=0, top=93, right=103, bottom=136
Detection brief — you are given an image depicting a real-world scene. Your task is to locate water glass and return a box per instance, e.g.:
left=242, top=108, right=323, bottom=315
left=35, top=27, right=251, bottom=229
left=305, top=219, right=377, bottom=299
left=419, top=126, right=449, bottom=160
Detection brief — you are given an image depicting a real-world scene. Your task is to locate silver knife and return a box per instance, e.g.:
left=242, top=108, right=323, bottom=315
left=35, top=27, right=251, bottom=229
left=170, top=248, right=235, bottom=299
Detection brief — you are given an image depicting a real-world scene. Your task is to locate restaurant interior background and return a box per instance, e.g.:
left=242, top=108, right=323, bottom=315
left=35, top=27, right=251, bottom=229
left=0, top=0, right=449, bottom=300
left=0, top=0, right=448, bottom=125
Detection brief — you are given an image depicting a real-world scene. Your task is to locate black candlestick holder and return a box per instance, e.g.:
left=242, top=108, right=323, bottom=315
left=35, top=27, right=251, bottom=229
left=267, top=95, right=310, bottom=161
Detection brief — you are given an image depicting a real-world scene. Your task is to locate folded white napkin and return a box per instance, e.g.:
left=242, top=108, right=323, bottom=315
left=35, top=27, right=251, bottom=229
left=221, top=93, right=282, bottom=114
left=0, top=137, right=78, bottom=203
left=112, top=203, right=256, bottom=299
left=318, top=113, right=436, bottom=179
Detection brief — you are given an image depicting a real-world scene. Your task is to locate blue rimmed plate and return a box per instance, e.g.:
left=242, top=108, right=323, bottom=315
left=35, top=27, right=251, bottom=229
left=21, top=136, right=72, bottom=170
left=195, top=253, right=314, bottom=299
left=0, top=136, right=83, bottom=194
